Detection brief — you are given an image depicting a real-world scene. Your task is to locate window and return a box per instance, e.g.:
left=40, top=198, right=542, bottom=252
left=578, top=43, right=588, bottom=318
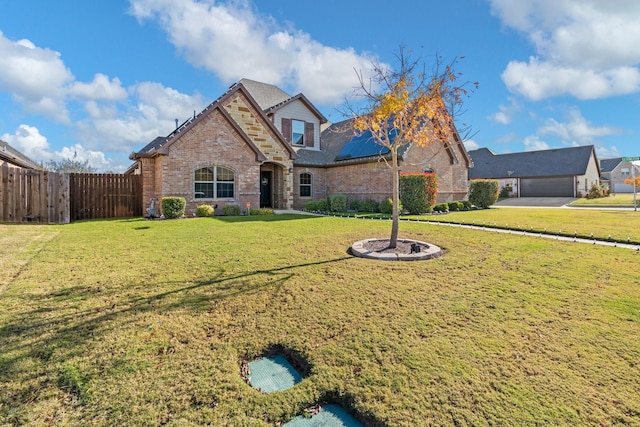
left=194, top=166, right=235, bottom=199
left=292, top=120, right=305, bottom=145
left=621, top=167, right=631, bottom=176
left=299, top=173, right=312, bottom=197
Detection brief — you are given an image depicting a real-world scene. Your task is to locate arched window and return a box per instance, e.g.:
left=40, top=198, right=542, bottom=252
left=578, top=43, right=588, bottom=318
left=299, top=173, right=312, bottom=197
left=194, top=166, right=235, bottom=199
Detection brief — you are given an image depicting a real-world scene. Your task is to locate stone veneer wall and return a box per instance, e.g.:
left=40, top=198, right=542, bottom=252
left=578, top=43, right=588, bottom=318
left=223, top=92, right=294, bottom=209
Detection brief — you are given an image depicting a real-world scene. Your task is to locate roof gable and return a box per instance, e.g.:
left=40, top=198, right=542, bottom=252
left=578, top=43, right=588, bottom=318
left=132, top=81, right=299, bottom=161
left=600, top=157, right=622, bottom=173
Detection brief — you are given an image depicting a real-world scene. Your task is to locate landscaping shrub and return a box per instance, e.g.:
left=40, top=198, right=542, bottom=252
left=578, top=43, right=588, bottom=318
left=161, top=197, right=186, bottom=219
left=222, top=204, right=242, bottom=216
left=587, top=183, right=606, bottom=199
left=328, top=194, right=347, bottom=213
left=499, top=186, right=510, bottom=199
left=196, top=204, right=215, bottom=217
left=448, top=201, right=464, bottom=211
left=349, top=199, right=361, bottom=211
left=305, top=199, right=328, bottom=212
left=433, top=203, right=448, bottom=213
left=380, top=198, right=401, bottom=215
left=469, top=179, right=499, bottom=208
left=249, top=208, right=274, bottom=215
left=462, top=200, right=472, bottom=210
left=400, top=172, right=437, bottom=214
left=359, top=198, right=380, bottom=213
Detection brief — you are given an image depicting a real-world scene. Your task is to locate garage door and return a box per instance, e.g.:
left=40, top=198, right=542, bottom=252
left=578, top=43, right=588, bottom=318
left=520, top=177, right=574, bottom=197
left=613, top=183, right=634, bottom=193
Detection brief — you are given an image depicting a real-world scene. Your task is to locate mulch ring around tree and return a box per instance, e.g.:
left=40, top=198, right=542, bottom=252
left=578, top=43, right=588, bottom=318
left=350, top=238, right=443, bottom=261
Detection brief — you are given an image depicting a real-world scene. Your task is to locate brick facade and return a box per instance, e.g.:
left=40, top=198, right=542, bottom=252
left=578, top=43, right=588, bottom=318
left=133, top=80, right=471, bottom=215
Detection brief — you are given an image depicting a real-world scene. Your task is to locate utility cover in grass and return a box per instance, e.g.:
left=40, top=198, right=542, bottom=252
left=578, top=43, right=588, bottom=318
left=283, top=404, right=363, bottom=427
left=248, top=354, right=302, bottom=393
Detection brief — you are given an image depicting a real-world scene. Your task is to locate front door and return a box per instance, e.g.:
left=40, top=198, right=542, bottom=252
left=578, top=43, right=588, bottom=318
left=260, top=171, right=272, bottom=208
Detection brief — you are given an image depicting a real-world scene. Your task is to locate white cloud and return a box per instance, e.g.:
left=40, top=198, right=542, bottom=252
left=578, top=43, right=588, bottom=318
left=69, top=74, right=128, bottom=101
left=1, top=124, right=113, bottom=171
left=489, top=0, right=640, bottom=100
left=523, top=135, right=549, bottom=151
left=0, top=31, right=73, bottom=122
left=128, top=0, right=379, bottom=104
left=55, top=144, right=114, bottom=171
left=75, top=82, right=206, bottom=152
left=489, top=97, right=520, bottom=124
left=1, top=124, right=52, bottom=161
left=463, top=139, right=479, bottom=151
left=501, top=57, right=640, bottom=101
left=538, top=108, right=621, bottom=143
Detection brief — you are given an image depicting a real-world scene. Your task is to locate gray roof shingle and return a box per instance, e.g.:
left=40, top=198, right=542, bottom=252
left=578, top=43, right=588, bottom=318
left=599, top=157, right=622, bottom=173
left=468, top=145, right=597, bottom=179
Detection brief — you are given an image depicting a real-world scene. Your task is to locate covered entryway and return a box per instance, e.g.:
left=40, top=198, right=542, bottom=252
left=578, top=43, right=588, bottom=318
left=520, top=177, right=574, bottom=197
left=260, top=163, right=293, bottom=209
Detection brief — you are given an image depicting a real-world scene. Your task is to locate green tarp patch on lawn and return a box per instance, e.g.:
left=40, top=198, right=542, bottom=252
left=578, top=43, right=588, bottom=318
left=248, top=354, right=302, bottom=393
left=283, top=404, right=363, bottom=427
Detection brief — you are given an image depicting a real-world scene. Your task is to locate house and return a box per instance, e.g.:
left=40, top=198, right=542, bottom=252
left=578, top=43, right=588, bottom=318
left=468, top=145, right=600, bottom=197
left=129, top=78, right=472, bottom=216
left=600, top=157, right=639, bottom=193
left=0, top=139, right=40, bottom=169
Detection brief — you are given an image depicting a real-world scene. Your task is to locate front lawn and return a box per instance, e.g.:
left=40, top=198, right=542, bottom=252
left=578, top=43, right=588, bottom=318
left=571, top=193, right=638, bottom=207
left=1, top=215, right=639, bottom=426
left=409, top=207, right=640, bottom=243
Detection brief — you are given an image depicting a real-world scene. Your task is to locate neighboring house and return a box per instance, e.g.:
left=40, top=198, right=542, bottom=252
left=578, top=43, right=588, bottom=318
left=0, top=139, right=40, bottom=169
left=129, top=78, right=472, bottom=216
left=468, top=145, right=600, bottom=197
left=600, top=157, right=639, bottom=193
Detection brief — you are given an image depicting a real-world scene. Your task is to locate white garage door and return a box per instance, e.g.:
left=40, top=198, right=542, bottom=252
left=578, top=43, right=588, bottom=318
left=613, top=183, right=634, bottom=193
left=520, top=177, right=574, bottom=197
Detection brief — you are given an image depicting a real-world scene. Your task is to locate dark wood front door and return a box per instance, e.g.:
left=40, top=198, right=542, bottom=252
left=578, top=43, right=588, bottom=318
left=260, top=171, right=272, bottom=208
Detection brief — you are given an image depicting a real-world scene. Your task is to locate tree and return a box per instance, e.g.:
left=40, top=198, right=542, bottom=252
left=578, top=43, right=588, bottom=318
left=45, top=152, right=96, bottom=173
left=346, top=48, right=475, bottom=247
left=624, top=176, right=640, bottom=188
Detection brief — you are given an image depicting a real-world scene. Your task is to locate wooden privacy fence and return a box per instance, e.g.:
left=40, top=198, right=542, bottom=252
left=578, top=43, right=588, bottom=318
left=0, top=164, right=69, bottom=223
left=0, top=164, right=142, bottom=223
left=69, top=173, right=142, bottom=221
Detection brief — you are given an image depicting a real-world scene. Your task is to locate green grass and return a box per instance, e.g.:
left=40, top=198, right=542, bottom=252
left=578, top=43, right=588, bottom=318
left=407, top=207, right=640, bottom=243
left=1, top=214, right=639, bottom=426
left=571, top=193, right=638, bottom=207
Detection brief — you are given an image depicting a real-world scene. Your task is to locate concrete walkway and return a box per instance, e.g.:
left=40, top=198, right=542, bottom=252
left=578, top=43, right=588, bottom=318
left=274, top=209, right=640, bottom=251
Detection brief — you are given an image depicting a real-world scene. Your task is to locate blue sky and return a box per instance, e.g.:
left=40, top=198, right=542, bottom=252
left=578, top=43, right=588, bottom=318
left=1, top=0, right=639, bottom=172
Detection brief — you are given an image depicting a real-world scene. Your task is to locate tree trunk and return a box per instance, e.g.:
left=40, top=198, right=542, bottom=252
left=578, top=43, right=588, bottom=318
left=389, top=149, right=400, bottom=248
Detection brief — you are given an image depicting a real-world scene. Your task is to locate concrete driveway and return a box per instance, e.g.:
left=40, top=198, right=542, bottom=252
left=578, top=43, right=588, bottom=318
left=493, top=197, right=577, bottom=208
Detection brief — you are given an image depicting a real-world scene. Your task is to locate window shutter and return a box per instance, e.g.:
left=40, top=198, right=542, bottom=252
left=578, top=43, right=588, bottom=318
left=281, top=118, right=292, bottom=142
left=304, top=122, right=314, bottom=147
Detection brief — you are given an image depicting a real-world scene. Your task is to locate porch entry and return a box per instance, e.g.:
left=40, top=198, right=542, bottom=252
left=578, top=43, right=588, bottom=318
left=260, top=171, right=272, bottom=208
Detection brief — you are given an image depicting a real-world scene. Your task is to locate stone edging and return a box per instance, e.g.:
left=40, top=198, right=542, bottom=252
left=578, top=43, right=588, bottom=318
left=350, top=239, right=443, bottom=261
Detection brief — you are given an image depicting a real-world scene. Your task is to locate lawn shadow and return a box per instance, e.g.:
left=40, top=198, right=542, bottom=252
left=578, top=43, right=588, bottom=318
left=0, top=255, right=352, bottom=406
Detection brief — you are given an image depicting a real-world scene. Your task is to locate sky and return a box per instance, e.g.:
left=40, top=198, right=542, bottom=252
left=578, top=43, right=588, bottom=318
left=1, top=0, right=639, bottom=172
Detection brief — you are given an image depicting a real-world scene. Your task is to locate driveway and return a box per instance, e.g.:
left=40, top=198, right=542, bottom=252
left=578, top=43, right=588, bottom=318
left=493, top=197, right=577, bottom=208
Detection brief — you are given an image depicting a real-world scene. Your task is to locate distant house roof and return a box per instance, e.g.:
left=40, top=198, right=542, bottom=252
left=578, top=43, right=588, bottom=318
left=600, top=157, right=622, bottom=173
left=468, top=145, right=598, bottom=179
left=0, top=139, right=40, bottom=169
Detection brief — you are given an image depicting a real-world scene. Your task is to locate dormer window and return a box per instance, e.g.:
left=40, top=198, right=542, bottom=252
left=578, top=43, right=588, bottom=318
left=292, top=120, right=305, bottom=145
